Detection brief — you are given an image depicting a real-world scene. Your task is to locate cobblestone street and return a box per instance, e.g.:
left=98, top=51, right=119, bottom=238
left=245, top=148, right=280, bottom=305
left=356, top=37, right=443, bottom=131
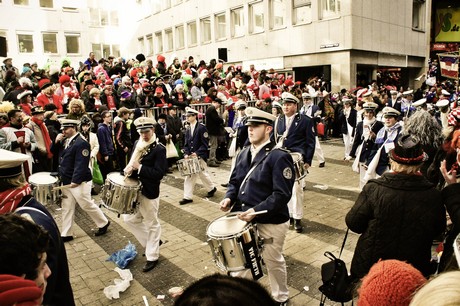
left=49, top=138, right=361, bottom=306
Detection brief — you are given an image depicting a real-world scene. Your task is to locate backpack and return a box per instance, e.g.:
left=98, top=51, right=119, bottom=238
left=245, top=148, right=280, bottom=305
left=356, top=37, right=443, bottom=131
left=319, top=229, right=353, bottom=305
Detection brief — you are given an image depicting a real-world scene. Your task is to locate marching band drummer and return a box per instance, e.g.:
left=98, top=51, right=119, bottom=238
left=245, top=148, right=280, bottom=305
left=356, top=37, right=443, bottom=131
left=220, top=107, right=295, bottom=306
left=57, top=119, right=110, bottom=242
left=179, top=107, right=217, bottom=205
left=123, top=117, right=167, bottom=272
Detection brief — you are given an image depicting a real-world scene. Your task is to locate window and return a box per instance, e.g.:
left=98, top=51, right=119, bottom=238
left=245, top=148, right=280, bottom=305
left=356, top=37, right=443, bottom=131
left=165, top=28, right=173, bottom=51
left=17, top=34, right=33, bottom=53
left=231, top=7, right=245, bottom=37
left=92, top=44, right=102, bottom=59
left=249, top=1, right=264, bottom=34
left=42, top=32, right=57, bottom=53
left=215, top=13, right=226, bottom=40
left=100, top=10, right=109, bottom=26
left=14, top=0, right=28, bottom=5
left=412, top=0, right=426, bottom=30
left=111, top=11, right=119, bottom=26
left=146, top=34, right=153, bottom=55
left=89, top=8, right=119, bottom=26
left=175, top=25, right=184, bottom=49
left=172, top=0, right=182, bottom=6
left=270, top=0, right=286, bottom=29
left=293, top=0, right=312, bottom=25
left=320, top=0, right=340, bottom=19
left=138, top=37, right=145, bottom=54
left=39, top=0, right=53, bottom=8
left=200, top=17, right=211, bottom=43
left=65, top=34, right=80, bottom=54
left=92, top=44, right=120, bottom=59
left=155, top=31, right=163, bottom=53
left=188, top=21, right=197, bottom=46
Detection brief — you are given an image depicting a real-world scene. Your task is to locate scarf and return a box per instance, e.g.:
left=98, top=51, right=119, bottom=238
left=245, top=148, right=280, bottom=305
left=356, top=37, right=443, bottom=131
left=31, top=117, right=53, bottom=159
left=0, top=184, right=32, bottom=214
left=125, top=133, right=157, bottom=172
left=362, top=117, right=376, bottom=140
left=375, top=122, right=401, bottom=145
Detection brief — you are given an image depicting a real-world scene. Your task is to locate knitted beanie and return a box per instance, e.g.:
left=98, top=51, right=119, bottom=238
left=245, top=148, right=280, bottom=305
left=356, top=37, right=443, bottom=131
left=358, top=260, right=426, bottom=306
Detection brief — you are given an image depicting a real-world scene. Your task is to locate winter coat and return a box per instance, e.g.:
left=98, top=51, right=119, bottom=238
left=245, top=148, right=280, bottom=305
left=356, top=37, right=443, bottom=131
left=346, top=172, right=446, bottom=280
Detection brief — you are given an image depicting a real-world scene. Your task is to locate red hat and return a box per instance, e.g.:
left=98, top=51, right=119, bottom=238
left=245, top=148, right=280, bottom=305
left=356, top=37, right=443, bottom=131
left=157, top=54, right=165, bottom=62
left=130, top=69, right=138, bottom=78
left=284, top=79, right=294, bottom=87
left=262, top=93, right=271, bottom=100
left=38, top=79, right=53, bottom=90
left=357, top=260, right=426, bottom=306
left=59, top=75, right=71, bottom=84
left=155, top=87, right=163, bottom=93
left=105, top=79, right=113, bottom=86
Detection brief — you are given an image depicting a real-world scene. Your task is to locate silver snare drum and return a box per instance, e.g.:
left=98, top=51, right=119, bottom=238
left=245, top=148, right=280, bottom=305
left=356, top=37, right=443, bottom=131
left=206, top=213, right=262, bottom=275
left=290, top=152, right=306, bottom=181
left=102, top=172, right=141, bottom=215
left=28, top=172, right=60, bottom=206
left=177, top=157, right=203, bottom=176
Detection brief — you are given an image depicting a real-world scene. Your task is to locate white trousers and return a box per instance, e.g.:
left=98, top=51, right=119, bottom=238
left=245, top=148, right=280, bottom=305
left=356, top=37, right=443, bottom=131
left=61, top=181, right=108, bottom=237
left=287, top=180, right=304, bottom=219
left=231, top=222, right=290, bottom=303
left=314, top=136, right=325, bottom=163
left=123, top=194, right=161, bottom=261
left=183, top=159, right=215, bottom=200
left=343, top=133, right=353, bottom=158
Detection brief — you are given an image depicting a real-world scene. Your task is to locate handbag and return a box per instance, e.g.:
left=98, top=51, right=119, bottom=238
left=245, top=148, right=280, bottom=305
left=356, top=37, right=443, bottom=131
left=319, top=229, right=352, bottom=305
left=228, top=137, right=237, bottom=157
left=92, top=159, right=104, bottom=185
left=166, top=140, right=179, bottom=159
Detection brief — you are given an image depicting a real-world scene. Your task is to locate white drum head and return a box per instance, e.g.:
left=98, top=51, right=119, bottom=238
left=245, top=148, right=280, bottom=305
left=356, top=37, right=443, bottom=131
left=207, top=213, right=248, bottom=236
left=28, top=172, right=57, bottom=185
left=107, top=172, right=140, bottom=187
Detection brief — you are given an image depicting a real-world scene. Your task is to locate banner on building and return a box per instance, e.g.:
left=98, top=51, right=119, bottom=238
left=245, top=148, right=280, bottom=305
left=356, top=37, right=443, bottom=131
left=435, top=9, right=460, bottom=42
left=438, top=53, right=459, bottom=79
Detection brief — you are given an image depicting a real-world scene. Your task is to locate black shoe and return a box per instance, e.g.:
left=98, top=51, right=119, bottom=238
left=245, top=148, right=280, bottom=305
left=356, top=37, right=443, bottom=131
left=95, top=221, right=110, bottom=236
left=207, top=161, right=219, bottom=167
left=207, top=187, right=217, bottom=198
left=142, top=260, right=158, bottom=272
left=216, top=160, right=222, bottom=164
left=179, top=198, right=193, bottom=205
left=294, top=219, right=303, bottom=233
left=319, top=162, right=325, bottom=168
left=221, top=183, right=228, bottom=188
left=61, top=236, right=74, bottom=242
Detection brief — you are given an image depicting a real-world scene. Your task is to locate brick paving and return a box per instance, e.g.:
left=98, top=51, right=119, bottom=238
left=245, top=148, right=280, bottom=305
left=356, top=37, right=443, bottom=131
left=48, top=138, right=360, bottom=306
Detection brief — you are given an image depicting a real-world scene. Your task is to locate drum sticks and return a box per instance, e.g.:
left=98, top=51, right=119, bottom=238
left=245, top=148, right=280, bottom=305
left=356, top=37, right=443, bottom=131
left=52, top=184, right=72, bottom=191
left=225, top=210, right=268, bottom=219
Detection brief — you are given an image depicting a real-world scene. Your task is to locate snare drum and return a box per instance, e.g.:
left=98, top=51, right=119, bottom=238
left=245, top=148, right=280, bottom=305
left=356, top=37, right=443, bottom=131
left=290, top=152, right=306, bottom=181
left=207, top=213, right=262, bottom=273
left=28, top=172, right=60, bottom=206
left=102, top=172, right=141, bottom=215
left=177, top=157, right=203, bottom=176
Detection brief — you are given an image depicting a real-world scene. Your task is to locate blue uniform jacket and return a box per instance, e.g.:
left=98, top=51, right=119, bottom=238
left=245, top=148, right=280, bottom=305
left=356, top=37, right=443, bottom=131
left=130, top=141, right=167, bottom=199
left=350, top=120, right=384, bottom=162
left=226, top=142, right=295, bottom=224
left=275, top=113, right=316, bottom=166
left=97, top=123, right=115, bottom=156
left=16, top=196, right=75, bottom=305
left=58, top=134, right=92, bottom=185
left=183, top=123, right=209, bottom=161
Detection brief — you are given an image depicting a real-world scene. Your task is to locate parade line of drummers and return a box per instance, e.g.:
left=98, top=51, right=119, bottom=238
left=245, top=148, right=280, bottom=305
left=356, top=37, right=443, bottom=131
left=2, top=53, right=460, bottom=305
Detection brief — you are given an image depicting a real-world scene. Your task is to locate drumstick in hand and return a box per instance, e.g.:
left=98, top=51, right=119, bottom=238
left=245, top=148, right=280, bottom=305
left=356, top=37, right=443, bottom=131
left=225, top=210, right=268, bottom=219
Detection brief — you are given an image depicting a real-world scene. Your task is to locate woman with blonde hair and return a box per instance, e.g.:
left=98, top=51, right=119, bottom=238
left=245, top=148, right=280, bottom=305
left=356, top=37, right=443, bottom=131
left=66, top=98, right=86, bottom=120
left=410, top=271, right=460, bottom=306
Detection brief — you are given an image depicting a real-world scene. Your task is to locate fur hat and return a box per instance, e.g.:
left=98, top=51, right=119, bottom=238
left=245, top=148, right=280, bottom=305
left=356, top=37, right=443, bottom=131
left=357, top=260, right=426, bottom=306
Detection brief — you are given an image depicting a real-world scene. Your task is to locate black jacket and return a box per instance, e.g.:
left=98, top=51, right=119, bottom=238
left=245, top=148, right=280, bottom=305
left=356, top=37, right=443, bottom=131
left=346, top=172, right=446, bottom=280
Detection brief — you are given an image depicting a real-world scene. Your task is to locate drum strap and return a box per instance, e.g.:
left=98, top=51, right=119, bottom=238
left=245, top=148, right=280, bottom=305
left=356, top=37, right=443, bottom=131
left=239, top=151, right=272, bottom=191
